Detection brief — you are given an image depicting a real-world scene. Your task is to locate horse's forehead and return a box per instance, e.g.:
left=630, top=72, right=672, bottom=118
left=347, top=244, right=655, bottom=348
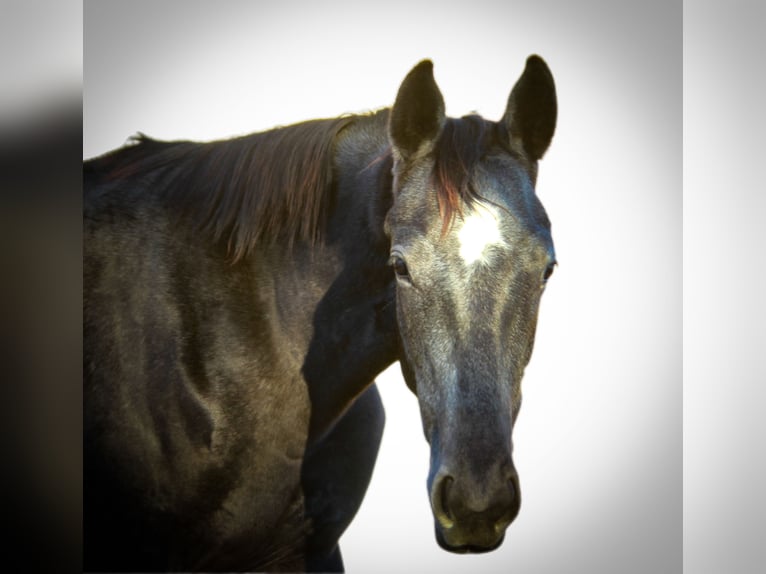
left=454, top=202, right=506, bottom=267
left=393, top=153, right=551, bottom=262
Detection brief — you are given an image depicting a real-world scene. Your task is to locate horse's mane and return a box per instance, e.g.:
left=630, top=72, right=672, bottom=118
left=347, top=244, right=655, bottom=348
left=87, top=115, right=357, bottom=262
left=86, top=111, right=500, bottom=261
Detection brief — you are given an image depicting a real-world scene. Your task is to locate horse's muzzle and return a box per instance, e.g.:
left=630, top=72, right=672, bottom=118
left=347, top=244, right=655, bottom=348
left=430, top=467, right=520, bottom=552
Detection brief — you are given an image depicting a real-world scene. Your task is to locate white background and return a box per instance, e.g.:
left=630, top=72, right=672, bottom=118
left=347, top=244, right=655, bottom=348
left=84, top=1, right=684, bottom=572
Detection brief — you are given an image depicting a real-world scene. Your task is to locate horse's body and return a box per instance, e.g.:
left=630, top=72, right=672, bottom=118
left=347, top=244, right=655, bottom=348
left=84, top=57, right=557, bottom=572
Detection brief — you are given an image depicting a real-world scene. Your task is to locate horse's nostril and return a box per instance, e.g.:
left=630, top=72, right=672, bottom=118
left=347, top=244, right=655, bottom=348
left=507, top=478, right=516, bottom=501
left=495, top=476, right=521, bottom=531
left=433, top=474, right=455, bottom=528
left=493, top=482, right=515, bottom=532
left=441, top=476, right=454, bottom=521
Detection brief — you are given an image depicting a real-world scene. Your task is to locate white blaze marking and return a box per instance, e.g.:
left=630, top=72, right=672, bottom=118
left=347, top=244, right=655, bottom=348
left=457, top=203, right=505, bottom=265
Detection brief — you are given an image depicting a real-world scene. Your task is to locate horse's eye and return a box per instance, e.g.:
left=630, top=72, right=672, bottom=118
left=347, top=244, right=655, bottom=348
left=543, top=261, right=556, bottom=282
left=389, top=255, right=411, bottom=283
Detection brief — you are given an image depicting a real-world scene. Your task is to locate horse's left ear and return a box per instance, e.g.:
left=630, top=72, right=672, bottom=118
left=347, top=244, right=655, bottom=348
left=503, top=55, right=557, bottom=161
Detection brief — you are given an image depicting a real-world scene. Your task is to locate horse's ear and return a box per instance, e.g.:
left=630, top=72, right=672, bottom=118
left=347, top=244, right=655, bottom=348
left=389, top=60, right=446, bottom=161
left=503, top=55, right=557, bottom=161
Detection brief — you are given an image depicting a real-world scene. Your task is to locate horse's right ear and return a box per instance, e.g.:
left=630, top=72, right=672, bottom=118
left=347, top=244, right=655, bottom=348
left=389, top=60, right=446, bottom=161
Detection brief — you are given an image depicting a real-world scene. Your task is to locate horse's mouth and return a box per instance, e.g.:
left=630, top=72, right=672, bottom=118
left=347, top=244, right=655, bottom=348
left=435, top=525, right=505, bottom=554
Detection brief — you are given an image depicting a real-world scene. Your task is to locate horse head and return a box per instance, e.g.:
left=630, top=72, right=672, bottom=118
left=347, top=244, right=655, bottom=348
left=385, top=56, right=557, bottom=552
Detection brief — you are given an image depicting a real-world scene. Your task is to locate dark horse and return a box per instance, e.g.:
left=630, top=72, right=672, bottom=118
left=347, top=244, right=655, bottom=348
left=84, top=56, right=557, bottom=572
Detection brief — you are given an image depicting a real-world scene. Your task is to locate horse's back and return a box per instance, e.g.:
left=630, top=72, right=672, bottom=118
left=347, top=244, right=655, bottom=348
left=83, top=171, right=312, bottom=570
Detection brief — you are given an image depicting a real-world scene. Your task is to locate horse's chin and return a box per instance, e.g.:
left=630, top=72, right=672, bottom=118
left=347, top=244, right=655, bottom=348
left=435, top=525, right=506, bottom=554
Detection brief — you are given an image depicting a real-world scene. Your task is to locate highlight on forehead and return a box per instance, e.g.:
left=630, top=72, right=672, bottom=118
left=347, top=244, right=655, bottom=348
left=432, top=115, right=501, bottom=235
left=457, top=202, right=506, bottom=266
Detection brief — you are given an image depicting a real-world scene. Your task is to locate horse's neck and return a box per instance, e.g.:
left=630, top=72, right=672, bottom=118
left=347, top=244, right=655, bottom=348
left=269, top=113, right=397, bottom=443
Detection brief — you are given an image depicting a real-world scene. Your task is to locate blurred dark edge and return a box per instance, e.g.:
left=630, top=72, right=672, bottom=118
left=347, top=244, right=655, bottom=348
left=0, top=99, right=83, bottom=569
left=0, top=0, right=84, bottom=568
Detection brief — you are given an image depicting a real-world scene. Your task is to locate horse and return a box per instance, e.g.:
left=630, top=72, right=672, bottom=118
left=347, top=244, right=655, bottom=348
left=83, top=55, right=557, bottom=572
